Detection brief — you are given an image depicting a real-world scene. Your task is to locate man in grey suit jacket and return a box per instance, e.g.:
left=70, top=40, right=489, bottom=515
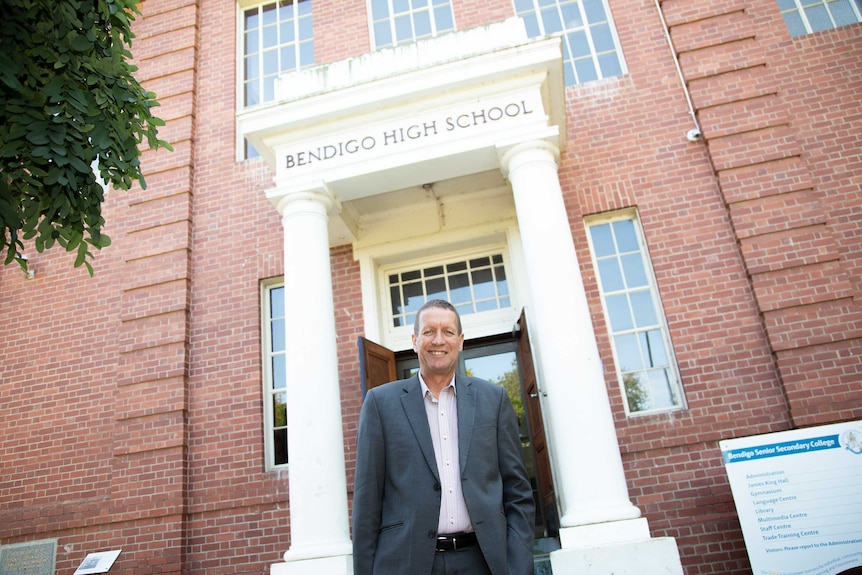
left=353, top=299, right=535, bottom=574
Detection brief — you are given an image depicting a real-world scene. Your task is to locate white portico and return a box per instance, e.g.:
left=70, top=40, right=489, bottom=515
left=239, top=18, right=682, bottom=575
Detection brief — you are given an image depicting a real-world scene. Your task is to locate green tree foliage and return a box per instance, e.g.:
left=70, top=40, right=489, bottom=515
left=0, top=0, right=171, bottom=275
left=624, top=372, right=650, bottom=412
left=493, top=359, right=526, bottom=424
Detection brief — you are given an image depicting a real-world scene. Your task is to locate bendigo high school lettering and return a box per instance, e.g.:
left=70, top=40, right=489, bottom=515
left=284, top=100, right=534, bottom=169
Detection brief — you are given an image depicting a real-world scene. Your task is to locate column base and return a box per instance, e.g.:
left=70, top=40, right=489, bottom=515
left=270, top=554, right=353, bottom=575
left=550, top=537, right=683, bottom=575
left=559, top=517, right=650, bottom=549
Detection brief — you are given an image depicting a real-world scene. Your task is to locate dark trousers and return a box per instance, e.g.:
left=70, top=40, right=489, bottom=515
left=431, top=546, right=493, bottom=575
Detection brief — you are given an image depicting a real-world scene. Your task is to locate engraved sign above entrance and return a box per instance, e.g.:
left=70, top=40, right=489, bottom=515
left=238, top=17, right=567, bottom=206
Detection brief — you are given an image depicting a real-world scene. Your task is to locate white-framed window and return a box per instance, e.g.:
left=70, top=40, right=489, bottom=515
left=514, top=0, right=625, bottom=86
left=262, top=280, right=287, bottom=469
left=777, top=0, right=862, bottom=36
left=387, top=252, right=512, bottom=328
left=239, top=0, right=314, bottom=157
left=369, top=0, right=456, bottom=49
left=585, top=211, right=684, bottom=415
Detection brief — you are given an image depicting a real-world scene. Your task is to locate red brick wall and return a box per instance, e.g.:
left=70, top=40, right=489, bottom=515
left=2, top=0, right=860, bottom=574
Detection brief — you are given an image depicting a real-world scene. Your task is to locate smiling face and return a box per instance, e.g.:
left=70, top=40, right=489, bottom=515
left=412, top=305, right=465, bottom=385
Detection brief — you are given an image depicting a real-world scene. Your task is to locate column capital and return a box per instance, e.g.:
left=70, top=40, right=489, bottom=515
left=267, top=181, right=341, bottom=218
left=498, top=139, right=560, bottom=178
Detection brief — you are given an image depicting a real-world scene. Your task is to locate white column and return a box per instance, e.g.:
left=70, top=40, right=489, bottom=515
left=270, top=186, right=353, bottom=575
left=499, top=140, right=647, bottom=544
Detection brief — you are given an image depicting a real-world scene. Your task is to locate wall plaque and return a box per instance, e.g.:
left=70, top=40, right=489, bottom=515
left=0, top=539, right=57, bottom=575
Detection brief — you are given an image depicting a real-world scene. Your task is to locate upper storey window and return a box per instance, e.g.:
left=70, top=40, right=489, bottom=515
left=370, top=0, right=456, bottom=48
left=242, top=0, right=314, bottom=108
left=514, top=0, right=624, bottom=86
left=778, top=0, right=862, bottom=36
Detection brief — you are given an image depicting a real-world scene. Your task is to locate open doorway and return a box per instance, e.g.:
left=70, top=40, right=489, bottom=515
left=358, top=316, right=558, bottom=540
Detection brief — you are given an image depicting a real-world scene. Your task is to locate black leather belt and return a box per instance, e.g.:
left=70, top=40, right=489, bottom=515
left=436, top=531, right=477, bottom=551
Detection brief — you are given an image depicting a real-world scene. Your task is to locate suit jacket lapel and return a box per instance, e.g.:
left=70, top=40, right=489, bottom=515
left=400, top=376, right=440, bottom=481
left=456, top=376, right=476, bottom=474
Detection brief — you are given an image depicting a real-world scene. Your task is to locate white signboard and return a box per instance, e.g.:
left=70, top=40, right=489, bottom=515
left=720, top=421, right=862, bottom=575
left=73, top=550, right=121, bottom=575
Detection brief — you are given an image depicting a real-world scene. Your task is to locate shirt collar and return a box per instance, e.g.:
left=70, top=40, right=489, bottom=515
left=418, top=373, right=457, bottom=397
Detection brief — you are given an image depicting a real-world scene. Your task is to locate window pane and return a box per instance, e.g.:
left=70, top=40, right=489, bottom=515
left=263, top=76, right=276, bottom=101
left=621, top=253, right=647, bottom=288
left=426, top=277, right=447, bottom=301
left=647, top=370, right=674, bottom=409
left=375, top=20, right=393, bottom=46
left=614, top=333, right=642, bottom=371
left=271, top=318, right=285, bottom=351
left=591, top=23, right=614, bottom=52
left=272, top=354, right=286, bottom=389
left=597, top=258, right=624, bottom=292
left=299, top=15, right=313, bottom=40
left=245, top=9, right=260, bottom=29
left=245, top=54, right=259, bottom=80
left=805, top=4, right=834, bottom=30
left=273, top=426, right=288, bottom=465
left=644, top=329, right=667, bottom=367
left=568, top=30, right=591, bottom=57
left=434, top=5, right=454, bottom=30
left=262, top=3, right=277, bottom=24
left=415, top=10, right=432, bottom=36
left=630, top=290, right=657, bottom=327
left=541, top=6, right=563, bottom=33
left=263, top=24, right=278, bottom=48
left=831, top=0, right=858, bottom=25
left=271, top=286, right=284, bottom=317
left=472, top=273, right=495, bottom=299
left=560, top=2, right=583, bottom=27
left=395, top=14, right=413, bottom=41
left=245, top=82, right=260, bottom=106
left=783, top=11, right=807, bottom=35
left=394, top=0, right=410, bottom=11
left=449, top=273, right=471, bottom=303
left=598, top=52, right=622, bottom=78
left=589, top=223, right=614, bottom=257
left=514, top=0, right=534, bottom=11
left=245, top=29, right=260, bottom=54
left=613, top=219, right=638, bottom=252
left=606, top=294, right=632, bottom=331
left=564, top=64, right=576, bottom=86
left=403, top=281, right=424, bottom=310
left=299, top=41, right=314, bottom=66
left=522, top=13, right=541, bottom=36
left=280, top=19, right=296, bottom=42
left=583, top=0, right=606, bottom=23
left=371, top=0, right=389, bottom=18
left=625, top=374, right=649, bottom=412
left=263, top=49, right=278, bottom=75
left=575, top=57, right=597, bottom=83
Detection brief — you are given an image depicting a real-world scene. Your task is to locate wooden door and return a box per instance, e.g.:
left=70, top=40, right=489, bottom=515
left=358, top=336, right=396, bottom=396
left=515, top=311, right=559, bottom=536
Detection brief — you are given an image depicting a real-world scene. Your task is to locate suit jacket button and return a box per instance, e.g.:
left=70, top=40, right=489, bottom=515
left=433, top=482, right=441, bottom=491
left=428, top=530, right=436, bottom=538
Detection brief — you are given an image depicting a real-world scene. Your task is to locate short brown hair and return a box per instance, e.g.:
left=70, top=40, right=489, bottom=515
left=413, top=299, right=463, bottom=335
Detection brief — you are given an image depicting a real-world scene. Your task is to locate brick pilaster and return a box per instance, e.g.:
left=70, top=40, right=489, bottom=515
left=660, top=0, right=862, bottom=426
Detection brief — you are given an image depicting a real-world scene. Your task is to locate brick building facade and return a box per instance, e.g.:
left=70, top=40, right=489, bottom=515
left=1, top=0, right=860, bottom=574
